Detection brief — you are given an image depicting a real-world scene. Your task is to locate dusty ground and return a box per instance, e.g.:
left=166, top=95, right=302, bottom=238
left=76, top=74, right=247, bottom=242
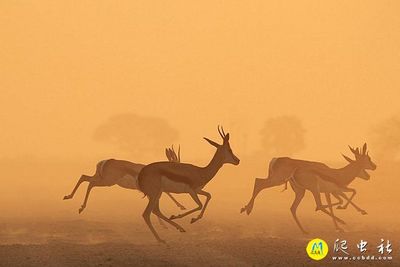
left=0, top=160, right=398, bottom=266
left=0, top=216, right=397, bottom=267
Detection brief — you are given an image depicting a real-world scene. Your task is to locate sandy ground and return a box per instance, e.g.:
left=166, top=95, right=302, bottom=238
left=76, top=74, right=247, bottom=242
left=0, top=216, right=397, bottom=267
left=0, top=160, right=398, bottom=266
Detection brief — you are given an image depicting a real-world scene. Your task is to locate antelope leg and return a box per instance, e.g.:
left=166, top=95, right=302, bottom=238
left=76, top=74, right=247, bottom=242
left=165, top=192, right=186, bottom=210
left=190, top=190, right=211, bottom=224
left=153, top=199, right=185, bottom=232
left=332, top=193, right=344, bottom=206
left=143, top=195, right=165, bottom=243
left=78, top=182, right=95, bottom=214
left=170, top=190, right=203, bottom=220
left=320, top=193, right=342, bottom=209
left=310, top=190, right=346, bottom=225
left=241, top=178, right=282, bottom=215
left=337, top=192, right=367, bottom=215
left=63, top=175, right=93, bottom=200
left=325, top=193, right=343, bottom=232
left=337, top=187, right=356, bottom=209
left=157, top=215, right=168, bottom=229
left=289, top=182, right=308, bottom=234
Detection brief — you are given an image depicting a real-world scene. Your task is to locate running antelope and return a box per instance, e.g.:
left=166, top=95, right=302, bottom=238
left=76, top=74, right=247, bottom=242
left=63, top=146, right=186, bottom=214
left=137, top=126, right=240, bottom=243
left=241, top=143, right=376, bottom=233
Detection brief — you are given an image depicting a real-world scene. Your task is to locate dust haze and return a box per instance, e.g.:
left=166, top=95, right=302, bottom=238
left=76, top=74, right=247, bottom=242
left=1, top=1, right=399, bottom=266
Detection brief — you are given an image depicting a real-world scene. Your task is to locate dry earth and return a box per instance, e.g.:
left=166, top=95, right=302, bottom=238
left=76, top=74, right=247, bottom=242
left=0, top=217, right=397, bottom=267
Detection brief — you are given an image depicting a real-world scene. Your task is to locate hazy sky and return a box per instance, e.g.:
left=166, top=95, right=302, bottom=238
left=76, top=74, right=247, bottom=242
left=1, top=1, right=399, bottom=161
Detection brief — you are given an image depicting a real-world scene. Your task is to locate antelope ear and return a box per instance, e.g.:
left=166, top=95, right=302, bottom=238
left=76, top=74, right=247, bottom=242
left=342, top=154, right=354, bottom=163
left=204, top=137, right=220, bottom=148
left=356, top=148, right=360, bottom=155
left=362, top=143, right=367, bottom=155
left=224, top=133, right=230, bottom=142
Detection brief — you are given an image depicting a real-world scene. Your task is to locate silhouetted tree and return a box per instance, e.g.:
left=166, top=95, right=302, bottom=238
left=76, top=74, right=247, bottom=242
left=370, top=115, right=400, bottom=162
left=93, top=113, right=178, bottom=158
left=259, top=115, right=305, bottom=157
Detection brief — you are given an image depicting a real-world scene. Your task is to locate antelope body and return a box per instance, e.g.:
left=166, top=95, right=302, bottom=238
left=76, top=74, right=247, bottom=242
left=63, top=146, right=185, bottom=214
left=241, top=143, right=376, bottom=233
left=137, top=126, right=240, bottom=243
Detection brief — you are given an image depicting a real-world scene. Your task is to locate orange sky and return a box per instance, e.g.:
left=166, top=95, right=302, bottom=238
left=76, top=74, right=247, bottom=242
left=1, top=1, right=399, bottom=161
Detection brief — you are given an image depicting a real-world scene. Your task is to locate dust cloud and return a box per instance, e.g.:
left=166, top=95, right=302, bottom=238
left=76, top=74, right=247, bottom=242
left=1, top=1, right=399, bottom=265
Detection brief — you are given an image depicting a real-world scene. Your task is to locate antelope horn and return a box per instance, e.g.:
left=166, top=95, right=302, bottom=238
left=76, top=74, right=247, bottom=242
left=348, top=145, right=358, bottom=155
left=218, top=125, right=225, bottom=139
left=221, top=126, right=226, bottom=138
left=342, top=154, right=354, bottom=163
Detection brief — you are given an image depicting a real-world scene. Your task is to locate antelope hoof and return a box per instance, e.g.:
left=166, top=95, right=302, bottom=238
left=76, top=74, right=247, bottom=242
left=360, top=210, right=368, bottom=215
left=78, top=206, right=85, bottom=214
left=177, top=227, right=186, bottom=233
left=63, top=195, right=72, bottom=200
left=302, top=230, right=309, bottom=235
left=158, top=239, right=167, bottom=244
left=337, top=206, right=345, bottom=209
left=319, top=205, right=332, bottom=210
left=170, top=215, right=178, bottom=220
left=242, top=205, right=253, bottom=215
left=179, top=205, right=186, bottom=211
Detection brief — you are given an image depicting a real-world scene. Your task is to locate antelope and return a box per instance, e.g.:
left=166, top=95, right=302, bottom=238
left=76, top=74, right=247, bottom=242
left=282, top=147, right=372, bottom=213
left=241, top=143, right=376, bottom=233
left=137, top=126, right=240, bottom=243
left=63, top=146, right=186, bottom=215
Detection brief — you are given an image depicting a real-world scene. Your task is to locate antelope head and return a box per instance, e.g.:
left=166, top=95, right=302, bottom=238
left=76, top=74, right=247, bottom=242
left=204, top=126, right=240, bottom=165
left=342, top=143, right=377, bottom=180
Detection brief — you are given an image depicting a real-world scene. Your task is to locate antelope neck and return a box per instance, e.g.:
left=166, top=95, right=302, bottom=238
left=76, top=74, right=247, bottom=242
left=200, top=150, right=224, bottom=184
left=335, top=162, right=364, bottom=185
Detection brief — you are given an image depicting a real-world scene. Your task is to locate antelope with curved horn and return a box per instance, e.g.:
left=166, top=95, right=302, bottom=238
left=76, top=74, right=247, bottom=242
left=241, top=143, right=376, bottom=233
left=137, top=126, right=240, bottom=243
left=63, top=146, right=186, bottom=214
